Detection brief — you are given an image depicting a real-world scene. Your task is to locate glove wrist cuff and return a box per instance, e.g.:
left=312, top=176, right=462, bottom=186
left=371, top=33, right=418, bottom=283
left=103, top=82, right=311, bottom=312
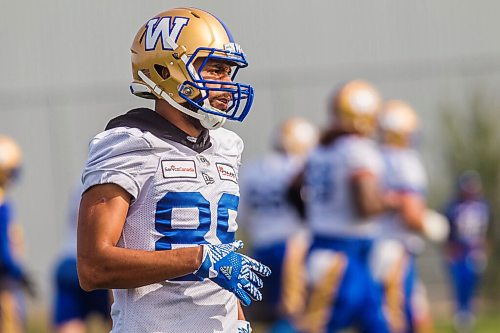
left=237, top=320, right=252, bottom=333
left=193, top=245, right=210, bottom=277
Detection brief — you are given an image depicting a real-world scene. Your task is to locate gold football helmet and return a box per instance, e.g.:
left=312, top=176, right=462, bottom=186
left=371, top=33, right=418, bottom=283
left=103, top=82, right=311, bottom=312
left=0, top=136, right=22, bottom=190
left=330, top=80, right=382, bottom=136
left=130, top=7, right=254, bottom=129
left=275, top=117, right=318, bottom=157
left=378, top=100, right=419, bottom=147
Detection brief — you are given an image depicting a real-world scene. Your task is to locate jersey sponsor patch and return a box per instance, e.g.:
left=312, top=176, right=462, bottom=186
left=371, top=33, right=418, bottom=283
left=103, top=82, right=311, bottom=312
left=216, top=163, right=238, bottom=183
left=161, top=160, right=197, bottom=179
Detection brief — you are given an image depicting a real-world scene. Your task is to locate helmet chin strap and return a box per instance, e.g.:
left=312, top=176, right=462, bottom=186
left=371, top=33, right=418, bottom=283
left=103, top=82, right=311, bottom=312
left=137, top=70, right=226, bottom=130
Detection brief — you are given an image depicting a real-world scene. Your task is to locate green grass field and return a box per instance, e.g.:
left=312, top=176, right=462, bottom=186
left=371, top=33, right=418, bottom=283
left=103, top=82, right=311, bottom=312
left=434, top=312, right=500, bottom=333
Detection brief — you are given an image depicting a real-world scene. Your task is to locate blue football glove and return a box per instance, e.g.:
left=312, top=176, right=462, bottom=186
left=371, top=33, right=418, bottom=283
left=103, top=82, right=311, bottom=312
left=194, top=240, right=271, bottom=306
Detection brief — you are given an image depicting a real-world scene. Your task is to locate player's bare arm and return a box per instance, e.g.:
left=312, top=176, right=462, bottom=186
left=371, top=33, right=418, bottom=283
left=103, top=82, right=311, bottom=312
left=397, top=193, right=425, bottom=231
left=77, top=183, right=203, bottom=290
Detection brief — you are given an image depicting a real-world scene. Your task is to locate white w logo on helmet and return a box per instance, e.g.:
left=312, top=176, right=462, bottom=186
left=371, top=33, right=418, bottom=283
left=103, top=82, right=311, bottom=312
left=145, top=16, right=189, bottom=51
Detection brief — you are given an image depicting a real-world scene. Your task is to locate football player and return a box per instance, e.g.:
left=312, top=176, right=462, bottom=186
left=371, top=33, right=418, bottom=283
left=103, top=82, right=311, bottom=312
left=77, top=8, right=270, bottom=333
left=0, top=136, right=33, bottom=333
left=53, top=185, right=110, bottom=333
left=299, top=80, right=390, bottom=333
left=239, top=117, right=318, bottom=332
left=371, top=100, right=434, bottom=333
left=444, top=171, right=489, bottom=332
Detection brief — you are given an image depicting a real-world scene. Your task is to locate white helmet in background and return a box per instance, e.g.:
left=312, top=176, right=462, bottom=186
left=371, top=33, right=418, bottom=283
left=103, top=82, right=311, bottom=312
left=274, top=117, right=319, bottom=157
left=378, top=100, right=419, bottom=147
left=0, top=136, right=22, bottom=190
left=329, top=80, right=382, bottom=136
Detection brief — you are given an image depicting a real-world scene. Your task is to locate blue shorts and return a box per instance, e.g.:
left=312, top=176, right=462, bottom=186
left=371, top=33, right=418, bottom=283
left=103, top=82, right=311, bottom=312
left=303, top=236, right=389, bottom=333
left=448, top=252, right=483, bottom=314
left=53, top=257, right=110, bottom=325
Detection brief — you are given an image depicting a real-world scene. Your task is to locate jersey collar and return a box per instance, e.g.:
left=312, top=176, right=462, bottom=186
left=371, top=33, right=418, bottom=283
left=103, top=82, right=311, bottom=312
left=105, top=108, right=212, bottom=153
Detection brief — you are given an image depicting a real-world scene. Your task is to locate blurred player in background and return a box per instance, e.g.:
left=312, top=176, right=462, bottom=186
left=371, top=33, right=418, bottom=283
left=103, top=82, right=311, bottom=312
left=444, top=171, right=490, bottom=332
left=239, top=117, right=318, bottom=332
left=77, top=7, right=270, bottom=333
left=299, top=80, right=390, bottom=332
left=52, top=185, right=110, bottom=333
left=0, top=136, right=34, bottom=333
left=371, top=100, right=435, bottom=333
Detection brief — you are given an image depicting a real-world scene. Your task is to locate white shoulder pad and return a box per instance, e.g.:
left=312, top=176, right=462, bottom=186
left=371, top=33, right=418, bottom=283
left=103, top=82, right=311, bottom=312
left=399, top=150, right=428, bottom=192
left=82, top=128, right=159, bottom=200
left=383, top=148, right=428, bottom=193
left=210, top=128, right=244, bottom=166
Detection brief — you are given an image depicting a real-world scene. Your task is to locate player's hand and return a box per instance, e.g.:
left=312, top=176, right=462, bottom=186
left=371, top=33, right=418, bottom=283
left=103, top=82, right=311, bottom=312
left=422, top=210, right=450, bottom=243
left=193, top=240, right=271, bottom=306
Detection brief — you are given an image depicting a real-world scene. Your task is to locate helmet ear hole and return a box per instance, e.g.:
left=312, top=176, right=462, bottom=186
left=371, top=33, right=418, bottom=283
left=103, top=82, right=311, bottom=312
left=154, top=65, right=170, bottom=80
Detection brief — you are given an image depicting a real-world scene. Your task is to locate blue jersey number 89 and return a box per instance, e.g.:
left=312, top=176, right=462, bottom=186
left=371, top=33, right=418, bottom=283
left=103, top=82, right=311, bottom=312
left=155, top=192, right=239, bottom=250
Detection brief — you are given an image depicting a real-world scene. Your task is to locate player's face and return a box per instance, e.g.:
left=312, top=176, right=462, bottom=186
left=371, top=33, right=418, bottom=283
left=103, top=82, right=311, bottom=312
left=0, top=167, right=20, bottom=189
left=194, top=58, right=233, bottom=112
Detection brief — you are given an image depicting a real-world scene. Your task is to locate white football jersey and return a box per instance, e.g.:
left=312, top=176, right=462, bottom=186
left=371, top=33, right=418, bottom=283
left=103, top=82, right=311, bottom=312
left=378, top=146, right=428, bottom=245
left=305, top=135, right=383, bottom=239
left=82, top=113, right=244, bottom=333
left=239, top=153, right=303, bottom=248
